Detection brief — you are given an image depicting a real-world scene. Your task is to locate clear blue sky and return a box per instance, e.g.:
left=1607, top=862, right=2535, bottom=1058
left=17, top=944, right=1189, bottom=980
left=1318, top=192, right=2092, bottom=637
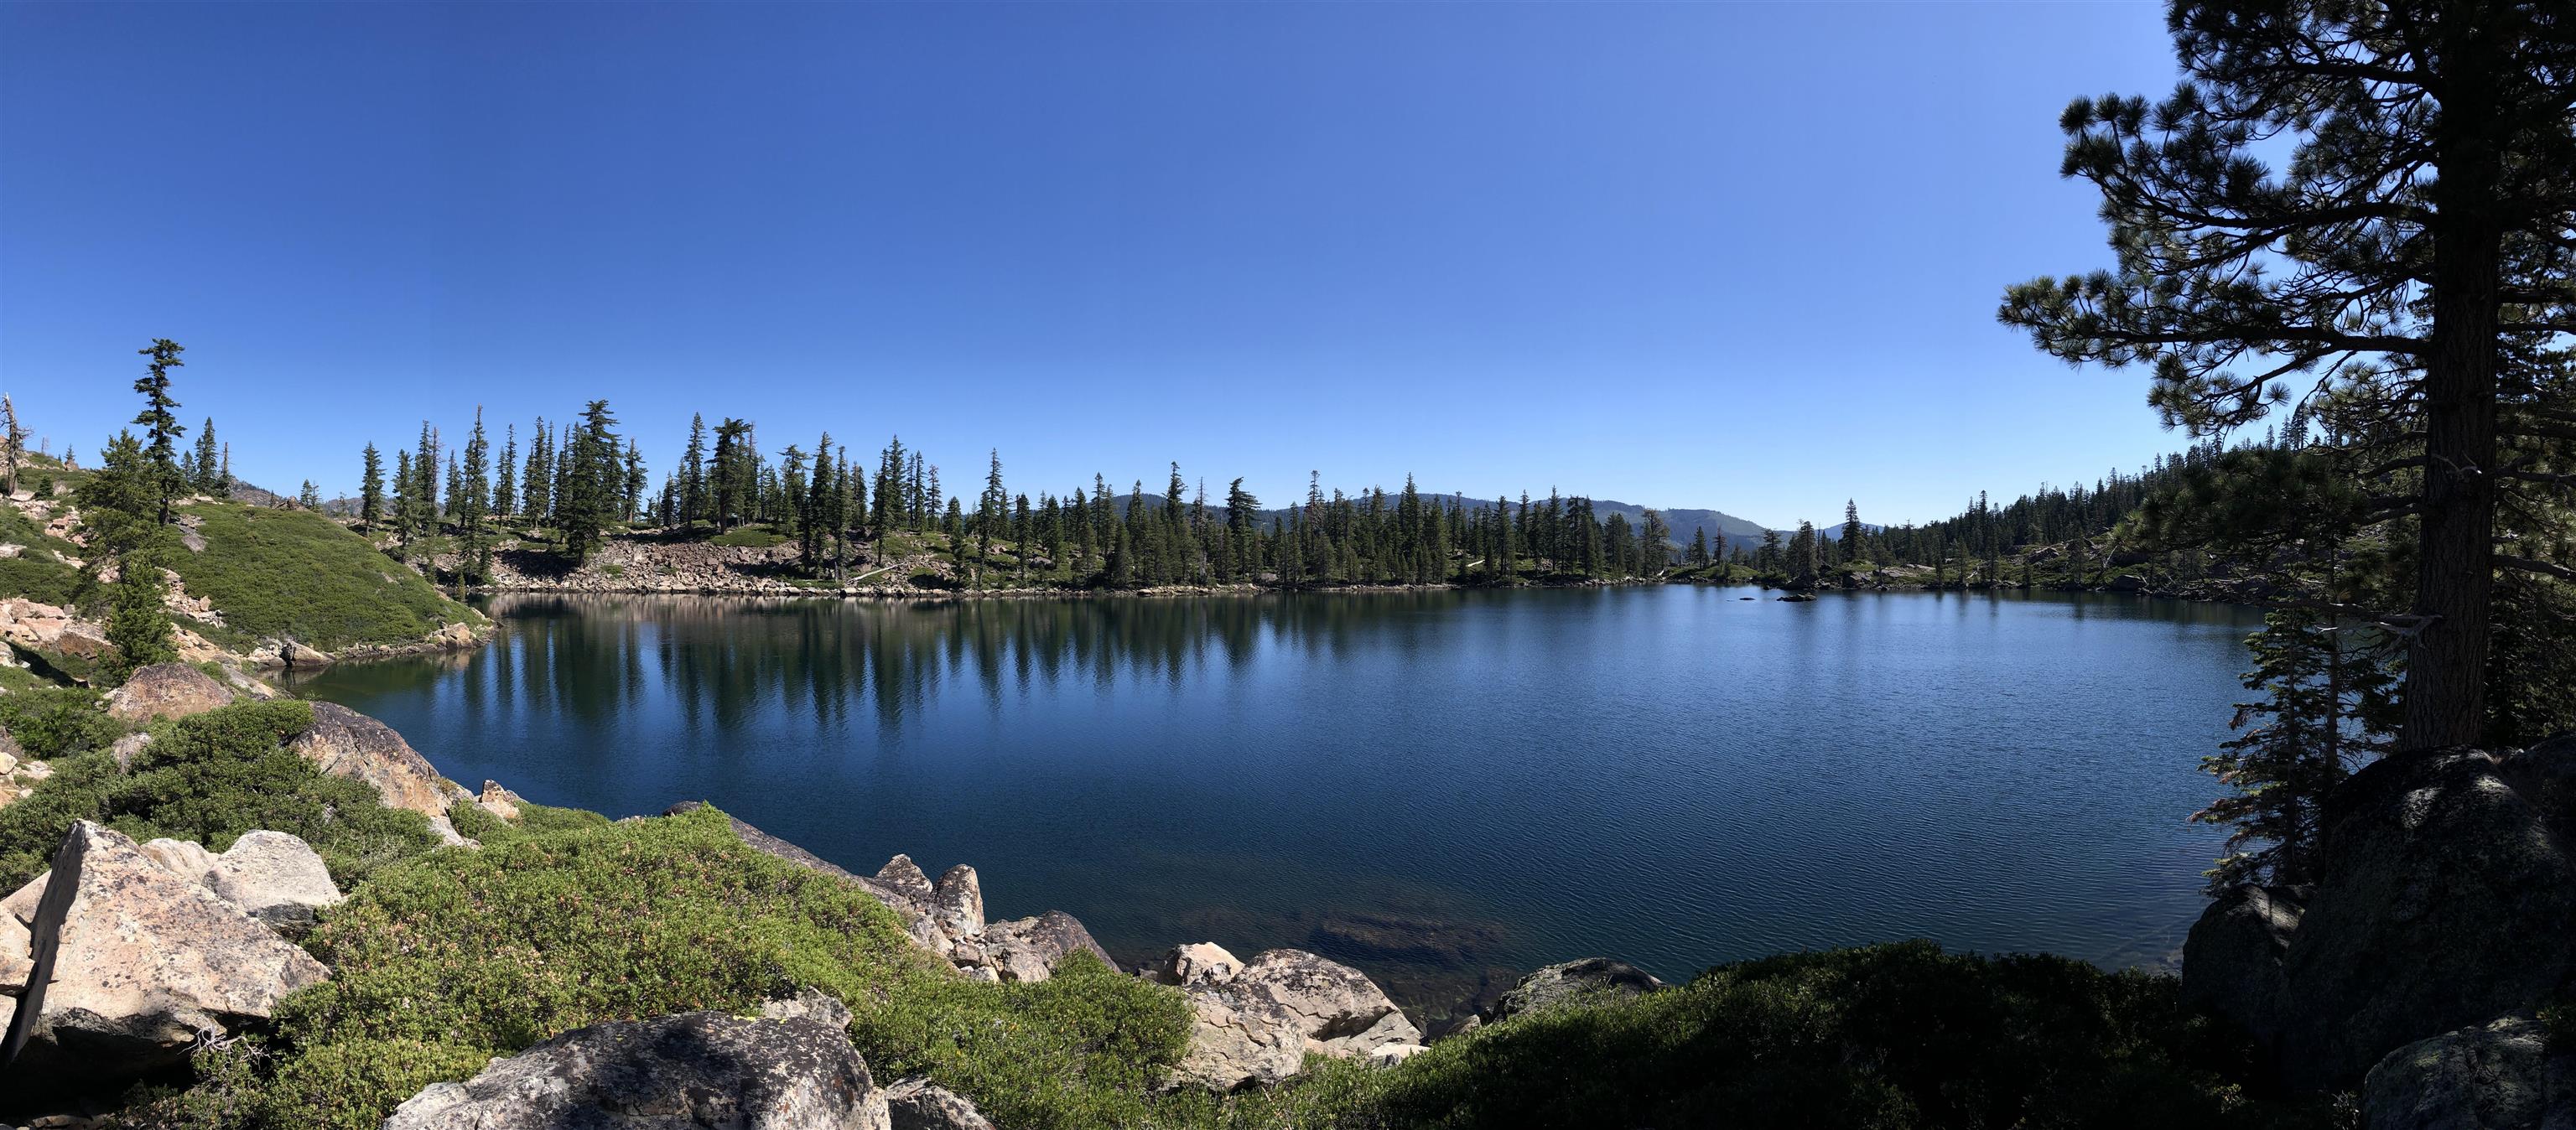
left=2, top=3, right=2188, bottom=527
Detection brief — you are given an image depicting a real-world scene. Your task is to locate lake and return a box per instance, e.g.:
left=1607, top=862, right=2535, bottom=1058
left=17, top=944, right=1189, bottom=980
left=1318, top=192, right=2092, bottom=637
left=287, top=586, right=2262, bottom=1022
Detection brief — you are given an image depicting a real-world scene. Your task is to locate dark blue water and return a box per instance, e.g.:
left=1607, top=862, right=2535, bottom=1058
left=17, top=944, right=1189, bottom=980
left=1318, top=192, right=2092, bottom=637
left=288, top=586, right=2261, bottom=1019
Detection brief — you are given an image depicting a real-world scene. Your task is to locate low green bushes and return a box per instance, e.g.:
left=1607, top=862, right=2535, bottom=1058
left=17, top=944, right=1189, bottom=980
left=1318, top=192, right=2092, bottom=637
left=0, top=500, right=88, bottom=604
left=0, top=697, right=441, bottom=889
left=242, top=805, right=1196, bottom=1130
left=442, top=795, right=610, bottom=844
left=1265, top=941, right=2324, bottom=1130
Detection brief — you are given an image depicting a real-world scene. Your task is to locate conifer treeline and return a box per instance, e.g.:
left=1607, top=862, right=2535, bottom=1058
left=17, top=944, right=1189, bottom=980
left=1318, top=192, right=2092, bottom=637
left=358, top=407, right=1703, bottom=587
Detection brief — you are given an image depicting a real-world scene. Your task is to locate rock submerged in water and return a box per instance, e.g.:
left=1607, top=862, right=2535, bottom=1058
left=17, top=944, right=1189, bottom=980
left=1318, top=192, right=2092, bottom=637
left=1, top=822, right=330, bottom=1088
left=2185, top=736, right=2576, bottom=1092
left=382, top=1009, right=891, bottom=1130
left=1149, top=942, right=1424, bottom=1091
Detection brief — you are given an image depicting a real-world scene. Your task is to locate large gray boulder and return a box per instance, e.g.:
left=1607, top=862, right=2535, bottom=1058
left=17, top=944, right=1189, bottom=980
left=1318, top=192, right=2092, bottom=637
left=288, top=702, right=472, bottom=845
left=140, top=830, right=344, bottom=931
left=1151, top=944, right=1423, bottom=1091
left=383, top=1011, right=891, bottom=1130
left=102, top=662, right=236, bottom=723
left=931, top=865, right=984, bottom=939
left=2178, top=884, right=2302, bottom=1046
left=0, top=822, right=328, bottom=1086
left=2361, top=1013, right=2576, bottom=1130
left=2184, top=739, right=2576, bottom=1091
left=1488, top=957, right=1668, bottom=1022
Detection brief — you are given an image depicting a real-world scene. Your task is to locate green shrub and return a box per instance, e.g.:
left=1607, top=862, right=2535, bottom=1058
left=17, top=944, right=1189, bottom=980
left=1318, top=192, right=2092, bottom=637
left=261, top=805, right=1196, bottom=1130
left=166, top=503, right=477, bottom=651
left=0, top=699, right=441, bottom=890
left=1284, top=941, right=2324, bottom=1130
left=0, top=503, right=86, bottom=607
left=0, top=684, right=123, bottom=760
left=443, top=796, right=611, bottom=845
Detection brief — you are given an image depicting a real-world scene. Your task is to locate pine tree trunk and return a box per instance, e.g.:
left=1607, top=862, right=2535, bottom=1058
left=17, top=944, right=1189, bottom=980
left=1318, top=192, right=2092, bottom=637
left=2403, top=49, right=2504, bottom=752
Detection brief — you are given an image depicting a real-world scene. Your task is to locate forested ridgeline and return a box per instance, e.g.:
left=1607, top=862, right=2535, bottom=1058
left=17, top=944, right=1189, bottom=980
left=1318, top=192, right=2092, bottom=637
left=330, top=398, right=2348, bottom=599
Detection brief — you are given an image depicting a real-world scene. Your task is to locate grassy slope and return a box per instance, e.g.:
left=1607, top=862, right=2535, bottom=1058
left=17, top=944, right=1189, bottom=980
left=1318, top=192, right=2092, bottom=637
left=0, top=494, right=90, bottom=609
left=169, top=501, right=478, bottom=651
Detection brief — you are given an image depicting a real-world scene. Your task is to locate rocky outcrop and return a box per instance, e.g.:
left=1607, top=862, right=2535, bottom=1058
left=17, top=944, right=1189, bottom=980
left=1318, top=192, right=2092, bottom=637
left=138, top=830, right=344, bottom=931
left=2184, top=739, right=2576, bottom=1091
left=1488, top=957, right=1667, bottom=1022
left=1150, top=943, right=1423, bottom=1091
left=383, top=1010, right=890, bottom=1130
left=883, top=1078, right=995, bottom=1130
left=2179, top=884, right=2301, bottom=1045
left=2361, top=1013, right=2575, bottom=1130
left=0, top=728, right=39, bottom=814
left=932, top=865, right=984, bottom=939
left=477, top=780, right=527, bottom=822
left=0, top=822, right=329, bottom=1086
left=1155, top=941, right=1244, bottom=987
left=288, top=702, right=472, bottom=845
left=952, top=911, right=1117, bottom=984
left=761, top=988, right=854, bottom=1031
left=102, top=662, right=237, bottom=723
left=661, top=803, right=1109, bottom=985
left=0, top=599, right=113, bottom=680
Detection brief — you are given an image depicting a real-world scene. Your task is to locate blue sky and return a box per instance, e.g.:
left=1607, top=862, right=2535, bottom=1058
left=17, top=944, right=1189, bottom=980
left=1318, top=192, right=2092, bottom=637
left=3, top=3, right=2187, bottom=527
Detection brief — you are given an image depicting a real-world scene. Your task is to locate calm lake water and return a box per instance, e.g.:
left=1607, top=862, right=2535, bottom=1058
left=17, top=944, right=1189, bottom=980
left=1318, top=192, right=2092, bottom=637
left=288, top=586, right=2261, bottom=1021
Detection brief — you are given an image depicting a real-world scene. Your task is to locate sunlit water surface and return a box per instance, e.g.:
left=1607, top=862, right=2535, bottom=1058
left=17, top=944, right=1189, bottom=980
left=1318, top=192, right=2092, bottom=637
left=289, top=587, right=2259, bottom=1020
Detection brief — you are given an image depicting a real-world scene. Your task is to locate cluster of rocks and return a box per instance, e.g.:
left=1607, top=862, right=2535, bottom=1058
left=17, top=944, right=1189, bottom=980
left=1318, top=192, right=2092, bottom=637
left=2184, top=734, right=2576, bottom=1127
left=0, top=599, right=111, bottom=681
left=2, top=822, right=340, bottom=1091
left=0, top=729, right=51, bottom=813
left=486, top=536, right=968, bottom=598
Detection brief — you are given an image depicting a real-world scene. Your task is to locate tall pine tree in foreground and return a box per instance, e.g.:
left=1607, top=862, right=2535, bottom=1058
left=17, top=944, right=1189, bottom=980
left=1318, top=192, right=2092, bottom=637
left=2000, top=0, right=2576, bottom=751
left=131, top=339, right=187, bottom=525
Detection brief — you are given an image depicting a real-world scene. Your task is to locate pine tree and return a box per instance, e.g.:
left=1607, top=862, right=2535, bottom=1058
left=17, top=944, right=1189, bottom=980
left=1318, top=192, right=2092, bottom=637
left=360, top=443, right=385, bottom=526
left=457, top=408, right=493, bottom=591
left=496, top=425, right=517, bottom=518
left=1999, top=0, right=2576, bottom=749
left=299, top=480, right=322, bottom=510
left=623, top=439, right=647, bottom=524
left=190, top=417, right=221, bottom=495
left=392, top=448, right=415, bottom=561
left=558, top=401, right=621, bottom=562
left=80, top=433, right=177, bottom=681
left=2193, top=605, right=2394, bottom=888
left=681, top=413, right=709, bottom=526
left=131, top=339, right=187, bottom=525
left=522, top=419, right=553, bottom=525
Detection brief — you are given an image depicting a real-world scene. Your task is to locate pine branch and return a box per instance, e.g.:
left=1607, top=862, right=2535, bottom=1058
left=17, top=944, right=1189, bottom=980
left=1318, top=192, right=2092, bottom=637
left=2496, top=554, right=2576, bottom=583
